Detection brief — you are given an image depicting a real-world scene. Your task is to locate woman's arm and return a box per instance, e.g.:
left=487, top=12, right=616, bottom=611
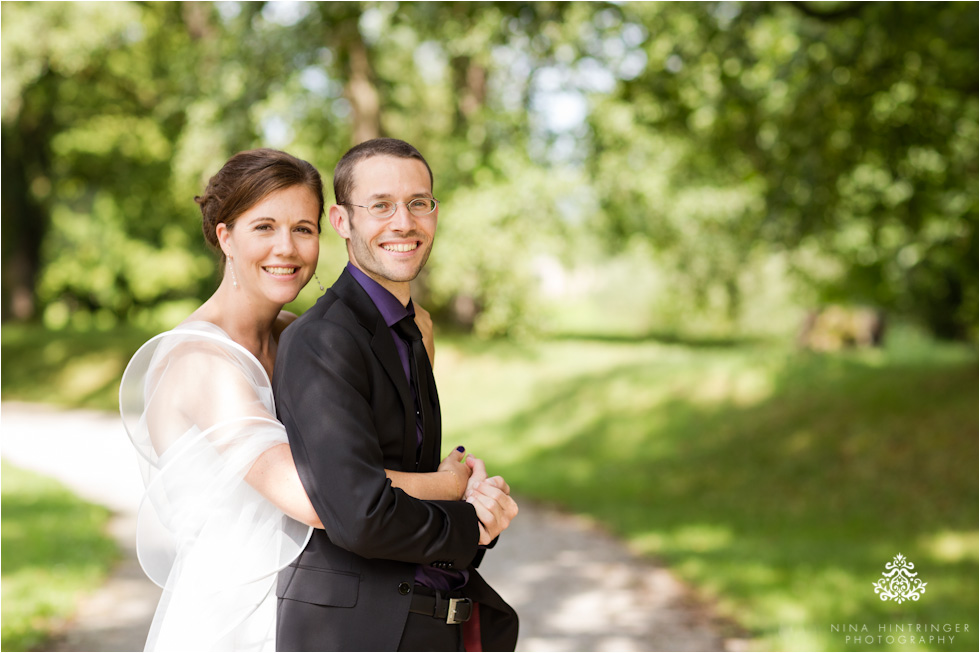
left=246, top=445, right=473, bottom=528
left=251, top=305, right=450, bottom=526
left=386, top=446, right=471, bottom=501
left=246, top=443, right=324, bottom=528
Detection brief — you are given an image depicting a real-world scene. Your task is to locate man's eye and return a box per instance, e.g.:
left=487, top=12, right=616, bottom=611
left=371, top=201, right=393, bottom=212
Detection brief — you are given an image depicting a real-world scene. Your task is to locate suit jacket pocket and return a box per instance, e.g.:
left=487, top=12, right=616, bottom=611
left=278, top=565, right=360, bottom=608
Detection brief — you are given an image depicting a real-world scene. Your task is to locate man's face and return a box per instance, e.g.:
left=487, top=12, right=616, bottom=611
left=330, top=155, right=437, bottom=301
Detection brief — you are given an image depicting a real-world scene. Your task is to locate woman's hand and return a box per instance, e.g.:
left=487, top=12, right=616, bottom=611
left=437, top=446, right=472, bottom=500
left=463, top=455, right=489, bottom=500
left=414, top=304, right=435, bottom=367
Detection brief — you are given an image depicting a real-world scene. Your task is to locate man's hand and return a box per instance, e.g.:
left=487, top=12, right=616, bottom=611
left=466, top=476, right=518, bottom=545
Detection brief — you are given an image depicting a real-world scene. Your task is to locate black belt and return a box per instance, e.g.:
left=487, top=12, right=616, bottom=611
left=409, top=587, right=473, bottom=624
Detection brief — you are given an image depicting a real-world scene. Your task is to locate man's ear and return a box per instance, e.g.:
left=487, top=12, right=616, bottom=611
left=328, top=204, right=351, bottom=239
left=216, top=223, right=233, bottom=257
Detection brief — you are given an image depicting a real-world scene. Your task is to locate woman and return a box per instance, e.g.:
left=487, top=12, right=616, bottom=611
left=120, top=149, right=475, bottom=651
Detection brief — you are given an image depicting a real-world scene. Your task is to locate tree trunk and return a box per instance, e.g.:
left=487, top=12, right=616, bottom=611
left=345, top=32, right=381, bottom=144
left=1, top=100, right=52, bottom=321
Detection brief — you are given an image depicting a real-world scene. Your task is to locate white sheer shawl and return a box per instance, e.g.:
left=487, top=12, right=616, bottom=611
left=119, top=321, right=312, bottom=651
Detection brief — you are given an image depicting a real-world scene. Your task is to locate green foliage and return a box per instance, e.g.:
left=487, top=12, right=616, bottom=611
left=437, top=328, right=978, bottom=651
left=1, top=461, right=118, bottom=651
left=2, top=1, right=976, bottom=341
left=426, top=154, right=585, bottom=336
left=594, top=1, right=978, bottom=340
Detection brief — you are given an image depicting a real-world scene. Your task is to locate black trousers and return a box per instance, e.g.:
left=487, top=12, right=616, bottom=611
left=396, top=612, right=463, bottom=651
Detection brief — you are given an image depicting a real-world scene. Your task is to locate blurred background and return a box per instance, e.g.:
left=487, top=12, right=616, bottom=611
left=1, top=1, right=976, bottom=651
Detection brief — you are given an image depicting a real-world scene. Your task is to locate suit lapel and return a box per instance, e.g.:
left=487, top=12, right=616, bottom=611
left=332, top=270, right=417, bottom=471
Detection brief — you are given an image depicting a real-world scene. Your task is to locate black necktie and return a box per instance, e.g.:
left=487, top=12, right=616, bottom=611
left=393, top=315, right=436, bottom=469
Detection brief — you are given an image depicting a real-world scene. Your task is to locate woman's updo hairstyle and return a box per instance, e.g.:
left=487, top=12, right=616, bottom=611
left=196, top=148, right=324, bottom=263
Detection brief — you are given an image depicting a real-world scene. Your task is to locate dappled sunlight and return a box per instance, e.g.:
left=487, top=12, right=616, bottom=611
left=920, top=530, right=979, bottom=563
left=781, top=428, right=816, bottom=456
left=665, top=524, right=735, bottom=554
left=41, top=340, right=71, bottom=365
left=435, top=334, right=977, bottom=651
left=3, top=1, right=976, bottom=649
left=56, top=354, right=125, bottom=403
left=1, top=462, right=118, bottom=650
left=2, top=325, right=156, bottom=410
left=684, top=364, right=778, bottom=407
left=761, top=593, right=810, bottom=626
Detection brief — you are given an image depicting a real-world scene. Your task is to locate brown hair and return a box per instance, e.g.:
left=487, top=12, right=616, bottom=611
left=197, top=148, right=324, bottom=262
left=333, top=138, right=433, bottom=213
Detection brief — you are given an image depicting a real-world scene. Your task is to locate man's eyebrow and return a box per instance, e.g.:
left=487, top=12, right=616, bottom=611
left=364, top=191, right=433, bottom=200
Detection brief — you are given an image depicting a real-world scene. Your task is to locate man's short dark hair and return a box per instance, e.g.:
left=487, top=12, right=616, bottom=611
left=333, top=138, right=434, bottom=211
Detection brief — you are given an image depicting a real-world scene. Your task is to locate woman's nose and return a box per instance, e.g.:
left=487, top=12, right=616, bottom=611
left=275, top=229, right=299, bottom=254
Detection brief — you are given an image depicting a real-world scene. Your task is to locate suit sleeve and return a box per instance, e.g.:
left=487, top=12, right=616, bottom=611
left=275, top=312, right=480, bottom=568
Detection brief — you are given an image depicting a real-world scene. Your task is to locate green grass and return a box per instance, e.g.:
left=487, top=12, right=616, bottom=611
left=435, top=326, right=978, bottom=651
left=1, top=323, right=155, bottom=411
left=1, top=461, right=119, bottom=652
left=2, top=321, right=976, bottom=651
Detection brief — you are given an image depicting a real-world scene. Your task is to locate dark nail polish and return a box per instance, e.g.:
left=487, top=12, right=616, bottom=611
left=456, top=445, right=465, bottom=452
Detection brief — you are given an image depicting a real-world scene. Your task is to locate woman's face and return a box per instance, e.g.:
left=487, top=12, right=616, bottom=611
left=217, top=185, right=321, bottom=308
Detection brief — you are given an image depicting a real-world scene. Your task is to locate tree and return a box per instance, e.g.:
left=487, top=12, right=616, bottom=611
left=589, top=1, right=978, bottom=339
left=4, top=2, right=975, bottom=341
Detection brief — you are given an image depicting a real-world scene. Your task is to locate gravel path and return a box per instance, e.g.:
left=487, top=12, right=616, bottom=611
left=2, top=402, right=734, bottom=652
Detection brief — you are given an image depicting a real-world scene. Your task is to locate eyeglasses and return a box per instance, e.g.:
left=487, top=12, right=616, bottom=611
left=342, top=198, right=439, bottom=219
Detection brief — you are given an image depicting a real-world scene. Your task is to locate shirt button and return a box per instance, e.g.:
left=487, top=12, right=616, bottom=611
left=398, top=582, right=412, bottom=595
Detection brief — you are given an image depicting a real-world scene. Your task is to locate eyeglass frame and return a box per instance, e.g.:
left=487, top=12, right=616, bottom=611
left=339, top=197, right=439, bottom=219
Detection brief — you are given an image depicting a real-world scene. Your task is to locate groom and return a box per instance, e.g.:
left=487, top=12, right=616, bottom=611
left=273, top=138, right=519, bottom=651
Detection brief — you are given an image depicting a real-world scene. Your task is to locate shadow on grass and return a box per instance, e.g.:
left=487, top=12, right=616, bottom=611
left=548, top=329, right=760, bottom=348
left=1, top=323, right=156, bottom=411
left=464, top=350, right=978, bottom=649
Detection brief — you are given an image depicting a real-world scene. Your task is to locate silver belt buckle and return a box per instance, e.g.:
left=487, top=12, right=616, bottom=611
left=446, top=597, right=467, bottom=624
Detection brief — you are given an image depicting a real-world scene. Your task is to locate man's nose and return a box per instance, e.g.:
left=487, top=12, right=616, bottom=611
left=388, top=203, right=415, bottom=231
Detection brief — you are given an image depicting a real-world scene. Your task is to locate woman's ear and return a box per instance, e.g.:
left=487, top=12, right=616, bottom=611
left=328, top=205, right=350, bottom=240
left=216, top=222, right=233, bottom=257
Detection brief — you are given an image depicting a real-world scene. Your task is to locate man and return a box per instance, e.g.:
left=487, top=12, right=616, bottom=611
left=274, top=138, right=519, bottom=651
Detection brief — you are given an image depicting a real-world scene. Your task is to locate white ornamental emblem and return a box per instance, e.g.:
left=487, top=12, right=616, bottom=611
left=872, top=553, right=927, bottom=603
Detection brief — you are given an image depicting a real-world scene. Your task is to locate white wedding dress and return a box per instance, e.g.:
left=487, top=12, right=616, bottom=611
left=120, top=321, right=312, bottom=651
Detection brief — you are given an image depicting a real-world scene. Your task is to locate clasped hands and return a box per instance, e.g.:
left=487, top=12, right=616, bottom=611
left=438, top=447, right=518, bottom=546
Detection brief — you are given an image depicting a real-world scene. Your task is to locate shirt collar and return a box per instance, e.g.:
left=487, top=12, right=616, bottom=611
left=346, top=262, right=414, bottom=327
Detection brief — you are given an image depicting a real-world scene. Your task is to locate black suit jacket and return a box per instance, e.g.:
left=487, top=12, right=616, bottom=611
left=274, top=269, right=517, bottom=651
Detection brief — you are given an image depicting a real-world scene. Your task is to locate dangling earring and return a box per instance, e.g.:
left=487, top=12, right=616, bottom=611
left=314, top=272, right=324, bottom=292
left=227, top=258, right=238, bottom=289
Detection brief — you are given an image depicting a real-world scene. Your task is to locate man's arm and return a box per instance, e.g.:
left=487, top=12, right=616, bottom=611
left=275, top=315, right=480, bottom=567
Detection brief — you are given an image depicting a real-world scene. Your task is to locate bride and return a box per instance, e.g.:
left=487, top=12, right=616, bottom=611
left=119, top=149, right=477, bottom=651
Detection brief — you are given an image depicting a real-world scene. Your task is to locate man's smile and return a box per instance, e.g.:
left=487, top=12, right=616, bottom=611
left=381, top=241, right=421, bottom=253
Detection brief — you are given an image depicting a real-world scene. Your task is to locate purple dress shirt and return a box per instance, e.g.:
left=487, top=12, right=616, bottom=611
left=345, top=263, right=466, bottom=591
